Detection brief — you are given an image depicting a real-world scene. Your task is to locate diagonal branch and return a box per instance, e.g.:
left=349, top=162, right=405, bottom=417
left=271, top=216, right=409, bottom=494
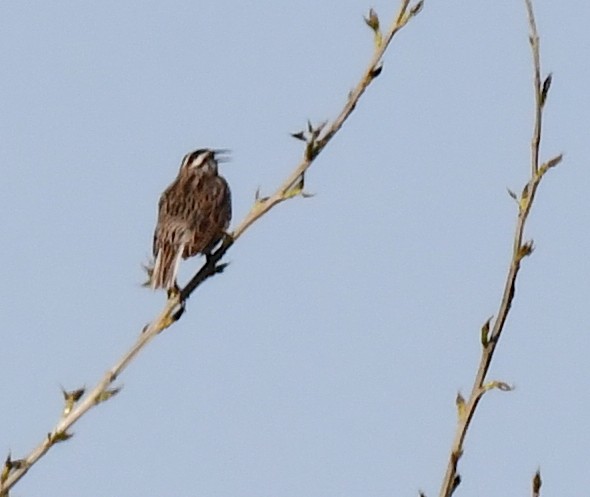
left=437, top=3, right=562, bottom=497
left=181, top=0, right=423, bottom=302
left=0, top=2, right=423, bottom=494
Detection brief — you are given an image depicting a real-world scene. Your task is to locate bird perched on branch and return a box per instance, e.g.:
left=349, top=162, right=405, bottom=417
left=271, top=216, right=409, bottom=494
left=146, top=148, right=232, bottom=295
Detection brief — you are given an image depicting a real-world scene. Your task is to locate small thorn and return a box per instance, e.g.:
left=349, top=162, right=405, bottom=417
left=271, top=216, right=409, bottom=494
left=517, top=240, right=535, bottom=260
left=532, top=468, right=542, bottom=497
left=410, top=0, right=424, bottom=16
left=214, top=262, right=230, bottom=274
left=544, top=153, right=563, bottom=171
left=507, top=188, right=518, bottom=202
left=370, top=64, right=383, bottom=78
left=481, top=316, right=493, bottom=347
left=483, top=380, right=514, bottom=392
left=50, top=431, right=73, bottom=444
left=540, top=73, right=552, bottom=106
left=1, top=454, right=12, bottom=484
left=61, top=387, right=85, bottom=416
left=451, top=474, right=461, bottom=494
left=95, top=386, right=122, bottom=404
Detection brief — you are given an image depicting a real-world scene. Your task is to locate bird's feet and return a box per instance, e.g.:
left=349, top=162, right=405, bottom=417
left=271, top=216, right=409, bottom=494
left=166, top=282, right=181, bottom=300
left=222, top=230, right=234, bottom=245
left=171, top=300, right=186, bottom=322
left=166, top=283, right=185, bottom=322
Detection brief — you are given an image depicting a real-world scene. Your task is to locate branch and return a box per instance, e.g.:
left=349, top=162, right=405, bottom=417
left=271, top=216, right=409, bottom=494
left=181, top=0, right=424, bottom=302
left=438, top=3, right=562, bottom=497
left=0, top=2, right=423, bottom=494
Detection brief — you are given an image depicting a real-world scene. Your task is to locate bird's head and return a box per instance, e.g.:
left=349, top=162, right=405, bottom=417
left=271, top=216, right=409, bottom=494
left=180, top=148, right=229, bottom=176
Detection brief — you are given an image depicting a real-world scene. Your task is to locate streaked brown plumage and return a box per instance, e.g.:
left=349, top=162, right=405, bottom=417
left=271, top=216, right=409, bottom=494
left=148, top=148, right=231, bottom=292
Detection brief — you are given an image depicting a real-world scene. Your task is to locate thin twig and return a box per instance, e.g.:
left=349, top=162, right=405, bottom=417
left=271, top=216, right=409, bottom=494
left=525, top=0, right=542, bottom=177
left=182, top=0, right=422, bottom=301
left=0, top=2, right=423, bottom=494
left=437, top=3, right=561, bottom=497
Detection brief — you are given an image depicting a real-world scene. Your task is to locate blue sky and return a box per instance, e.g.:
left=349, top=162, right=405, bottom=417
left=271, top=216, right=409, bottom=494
left=1, top=1, right=589, bottom=496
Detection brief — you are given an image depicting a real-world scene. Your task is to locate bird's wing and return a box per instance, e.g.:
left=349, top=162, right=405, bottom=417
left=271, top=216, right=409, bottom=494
left=153, top=179, right=188, bottom=257
left=184, top=177, right=231, bottom=258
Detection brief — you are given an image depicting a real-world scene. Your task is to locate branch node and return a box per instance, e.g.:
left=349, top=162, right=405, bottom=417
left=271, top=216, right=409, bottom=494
left=517, top=240, right=535, bottom=260
left=538, top=153, right=563, bottom=177
left=455, top=392, right=467, bottom=420
left=480, top=316, right=493, bottom=347
left=95, top=386, right=122, bottom=405
left=290, top=131, right=306, bottom=142
left=254, top=186, right=267, bottom=203
left=410, top=0, right=424, bottom=17
left=1, top=455, right=11, bottom=485
left=284, top=173, right=310, bottom=200
left=507, top=187, right=518, bottom=203
left=364, top=8, right=382, bottom=47
left=528, top=34, right=536, bottom=47
left=48, top=430, right=73, bottom=444
left=482, top=380, right=514, bottom=393
left=451, top=474, right=461, bottom=495
left=519, top=182, right=532, bottom=212
left=370, top=63, right=384, bottom=79
left=61, top=387, right=85, bottom=417
left=540, top=73, right=552, bottom=107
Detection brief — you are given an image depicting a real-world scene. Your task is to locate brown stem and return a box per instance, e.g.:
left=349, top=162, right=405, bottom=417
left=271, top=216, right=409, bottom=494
left=0, top=2, right=423, bottom=494
left=438, top=2, right=560, bottom=496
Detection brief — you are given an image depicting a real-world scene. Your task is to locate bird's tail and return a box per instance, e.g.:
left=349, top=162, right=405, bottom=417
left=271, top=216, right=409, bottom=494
left=148, top=243, right=185, bottom=291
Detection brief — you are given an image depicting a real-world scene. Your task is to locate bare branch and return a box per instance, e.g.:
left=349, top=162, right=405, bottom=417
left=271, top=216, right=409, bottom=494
left=437, top=3, right=561, bottom=497
left=0, top=2, right=423, bottom=494
left=525, top=0, right=543, bottom=176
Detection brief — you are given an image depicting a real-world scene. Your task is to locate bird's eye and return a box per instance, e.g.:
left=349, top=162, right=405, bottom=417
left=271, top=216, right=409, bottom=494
left=181, top=150, right=208, bottom=169
left=190, top=150, right=207, bottom=163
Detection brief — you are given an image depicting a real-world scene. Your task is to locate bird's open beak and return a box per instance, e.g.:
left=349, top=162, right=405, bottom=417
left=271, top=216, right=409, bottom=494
left=214, top=149, right=232, bottom=163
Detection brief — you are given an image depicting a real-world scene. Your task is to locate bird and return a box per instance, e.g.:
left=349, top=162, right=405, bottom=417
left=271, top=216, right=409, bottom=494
left=147, top=148, right=232, bottom=294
